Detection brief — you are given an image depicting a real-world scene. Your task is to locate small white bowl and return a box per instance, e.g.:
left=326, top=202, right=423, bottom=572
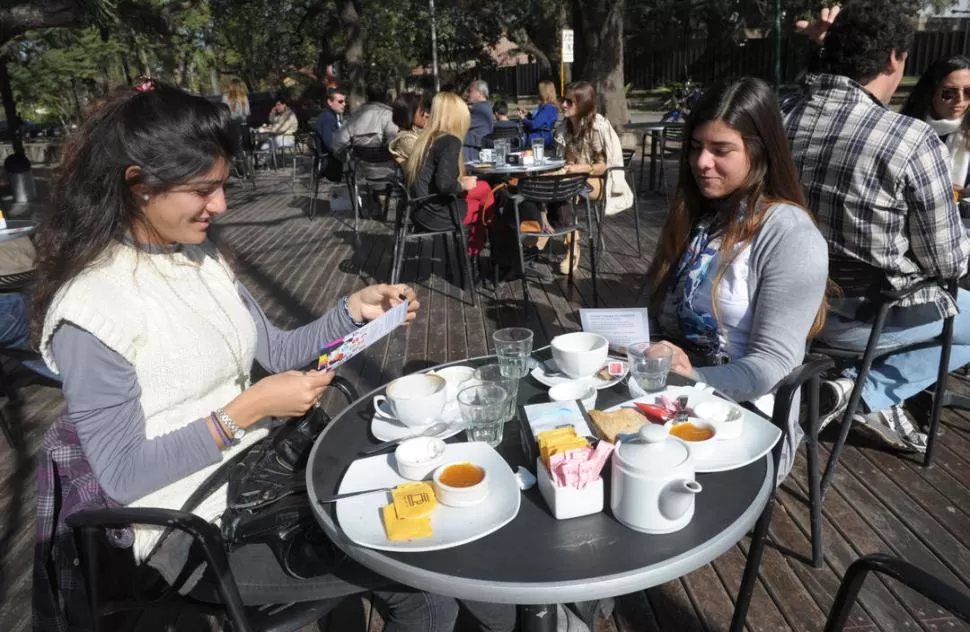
left=432, top=461, right=490, bottom=507
left=551, top=332, right=610, bottom=379
left=548, top=380, right=598, bottom=411
left=394, top=437, right=447, bottom=480
left=668, top=420, right=718, bottom=460
left=693, top=400, right=744, bottom=440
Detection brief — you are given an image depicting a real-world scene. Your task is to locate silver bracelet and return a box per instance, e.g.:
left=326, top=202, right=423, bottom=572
left=214, top=407, right=245, bottom=444
left=342, top=295, right=367, bottom=327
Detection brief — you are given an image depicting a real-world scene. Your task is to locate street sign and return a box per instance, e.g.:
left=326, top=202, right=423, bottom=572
left=562, top=29, right=574, bottom=63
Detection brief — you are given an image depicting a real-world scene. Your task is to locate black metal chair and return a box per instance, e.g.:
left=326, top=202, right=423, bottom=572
left=385, top=179, right=478, bottom=307
left=509, top=173, right=599, bottom=306
left=638, top=121, right=684, bottom=194
left=308, top=132, right=348, bottom=221
left=600, top=147, right=641, bottom=258
left=290, top=132, right=315, bottom=190
left=728, top=354, right=833, bottom=632
left=824, top=554, right=970, bottom=631
left=347, top=136, right=397, bottom=233
left=806, top=257, right=969, bottom=567
left=481, top=127, right=523, bottom=150
left=228, top=121, right=256, bottom=189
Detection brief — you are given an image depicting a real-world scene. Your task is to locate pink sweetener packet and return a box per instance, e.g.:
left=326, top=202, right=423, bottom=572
left=561, top=460, right=582, bottom=488
left=577, top=460, right=601, bottom=488
left=589, top=440, right=615, bottom=478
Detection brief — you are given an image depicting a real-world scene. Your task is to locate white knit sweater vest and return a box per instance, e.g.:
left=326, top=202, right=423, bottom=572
left=41, top=241, right=266, bottom=561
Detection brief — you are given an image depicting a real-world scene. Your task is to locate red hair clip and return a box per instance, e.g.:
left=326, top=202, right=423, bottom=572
left=134, top=78, right=155, bottom=93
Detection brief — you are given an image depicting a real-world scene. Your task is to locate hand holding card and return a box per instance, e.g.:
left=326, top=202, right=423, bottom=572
left=318, top=299, right=410, bottom=371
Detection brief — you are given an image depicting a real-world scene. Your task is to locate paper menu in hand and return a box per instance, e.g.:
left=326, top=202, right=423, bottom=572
left=523, top=401, right=594, bottom=439
left=318, top=300, right=409, bottom=371
left=579, top=308, right=650, bottom=353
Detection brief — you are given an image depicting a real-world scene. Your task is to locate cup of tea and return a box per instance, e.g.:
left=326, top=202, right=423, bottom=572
left=373, top=374, right=447, bottom=428
left=479, top=148, right=494, bottom=164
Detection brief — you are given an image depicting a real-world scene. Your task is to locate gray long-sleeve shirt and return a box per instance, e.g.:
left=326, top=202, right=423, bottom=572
left=50, top=283, right=358, bottom=505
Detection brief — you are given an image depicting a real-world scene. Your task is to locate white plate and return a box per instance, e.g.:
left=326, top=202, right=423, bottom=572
left=336, top=442, right=521, bottom=552
left=371, top=403, right=465, bottom=442
left=604, top=385, right=782, bottom=473
left=530, top=358, right=629, bottom=391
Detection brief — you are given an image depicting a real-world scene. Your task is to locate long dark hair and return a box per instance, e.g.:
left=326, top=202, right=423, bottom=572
left=901, top=55, right=970, bottom=137
left=645, top=77, right=826, bottom=336
left=392, top=92, right=420, bottom=130
left=564, top=81, right=598, bottom=161
left=31, top=83, right=235, bottom=342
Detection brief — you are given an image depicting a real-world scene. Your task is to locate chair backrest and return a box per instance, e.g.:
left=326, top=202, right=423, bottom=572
left=662, top=122, right=685, bottom=142
left=621, top=148, right=635, bottom=168
left=490, top=125, right=521, bottom=140
left=481, top=134, right=522, bottom=151
left=351, top=144, right=394, bottom=164
left=827, top=255, right=890, bottom=299
left=293, top=132, right=314, bottom=157
left=516, top=173, right=590, bottom=203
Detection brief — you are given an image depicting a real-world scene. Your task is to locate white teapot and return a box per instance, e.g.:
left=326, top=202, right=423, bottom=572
left=610, top=424, right=703, bottom=534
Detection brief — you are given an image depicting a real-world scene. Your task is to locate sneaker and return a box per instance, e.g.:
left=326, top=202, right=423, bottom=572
left=852, top=405, right=928, bottom=453
left=817, top=377, right=854, bottom=432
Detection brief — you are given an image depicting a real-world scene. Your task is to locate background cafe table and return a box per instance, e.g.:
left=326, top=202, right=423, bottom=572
left=625, top=120, right=684, bottom=195
left=307, top=349, right=774, bottom=632
left=466, top=158, right=566, bottom=178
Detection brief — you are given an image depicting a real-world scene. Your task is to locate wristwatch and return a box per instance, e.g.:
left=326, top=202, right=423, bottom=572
left=214, top=407, right=245, bottom=443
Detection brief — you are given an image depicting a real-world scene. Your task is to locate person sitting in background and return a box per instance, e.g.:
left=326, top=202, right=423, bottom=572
left=332, top=83, right=398, bottom=158
left=464, top=80, right=494, bottom=161
left=783, top=1, right=970, bottom=452
left=406, top=91, right=496, bottom=256
left=221, top=78, right=250, bottom=122
left=646, top=77, right=828, bottom=480
left=313, top=87, right=347, bottom=182
left=0, top=234, right=58, bottom=381
left=389, top=92, right=430, bottom=165
left=492, top=101, right=521, bottom=133
left=901, top=55, right=970, bottom=197
left=257, top=96, right=298, bottom=151
left=518, top=80, right=559, bottom=148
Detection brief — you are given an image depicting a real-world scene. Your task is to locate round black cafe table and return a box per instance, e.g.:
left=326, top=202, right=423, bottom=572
left=307, top=349, right=773, bottom=632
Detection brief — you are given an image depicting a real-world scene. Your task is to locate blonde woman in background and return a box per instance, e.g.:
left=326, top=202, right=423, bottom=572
left=518, top=80, right=559, bottom=148
left=222, top=78, right=250, bottom=122
left=405, top=91, right=495, bottom=255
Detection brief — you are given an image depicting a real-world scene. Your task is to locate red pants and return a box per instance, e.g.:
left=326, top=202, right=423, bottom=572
left=462, top=180, right=494, bottom=256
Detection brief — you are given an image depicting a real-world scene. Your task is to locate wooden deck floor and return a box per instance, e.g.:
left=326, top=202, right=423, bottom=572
left=2, top=170, right=970, bottom=632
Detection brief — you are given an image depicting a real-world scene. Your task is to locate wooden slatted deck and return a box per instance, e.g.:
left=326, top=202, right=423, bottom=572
left=2, top=170, right=969, bottom=632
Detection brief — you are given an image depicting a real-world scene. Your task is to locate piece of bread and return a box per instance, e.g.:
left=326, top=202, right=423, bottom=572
left=588, top=408, right=647, bottom=443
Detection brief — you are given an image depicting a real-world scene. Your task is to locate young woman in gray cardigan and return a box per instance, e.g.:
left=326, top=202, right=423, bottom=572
left=645, top=77, right=829, bottom=480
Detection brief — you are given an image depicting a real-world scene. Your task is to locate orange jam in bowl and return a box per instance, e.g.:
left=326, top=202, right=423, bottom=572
left=670, top=422, right=715, bottom=442
left=438, top=462, right=486, bottom=488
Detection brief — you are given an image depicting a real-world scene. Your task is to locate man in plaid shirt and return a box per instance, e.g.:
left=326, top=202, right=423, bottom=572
left=784, top=0, right=970, bottom=452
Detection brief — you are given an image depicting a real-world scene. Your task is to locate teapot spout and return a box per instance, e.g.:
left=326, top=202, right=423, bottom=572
left=658, top=479, right=704, bottom=521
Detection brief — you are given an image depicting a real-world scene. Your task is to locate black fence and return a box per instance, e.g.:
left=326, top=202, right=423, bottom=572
left=478, top=27, right=970, bottom=99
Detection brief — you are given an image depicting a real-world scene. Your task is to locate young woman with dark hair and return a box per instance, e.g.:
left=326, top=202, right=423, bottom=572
left=901, top=55, right=970, bottom=193
left=645, top=77, right=828, bottom=479
left=389, top=92, right=429, bottom=165
left=32, top=82, right=514, bottom=632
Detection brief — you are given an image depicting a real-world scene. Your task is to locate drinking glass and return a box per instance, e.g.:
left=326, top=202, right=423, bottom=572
left=532, top=139, right=545, bottom=164
left=627, top=341, right=673, bottom=393
left=458, top=384, right=510, bottom=447
left=493, top=327, right=534, bottom=379
left=493, top=139, right=509, bottom=167
left=473, top=363, right=519, bottom=422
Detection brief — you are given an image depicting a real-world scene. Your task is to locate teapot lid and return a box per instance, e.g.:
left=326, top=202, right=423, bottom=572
left=615, top=424, right=691, bottom=473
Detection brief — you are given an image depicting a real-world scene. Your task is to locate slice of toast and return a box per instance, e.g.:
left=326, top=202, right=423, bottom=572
left=588, top=408, right=647, bottom=443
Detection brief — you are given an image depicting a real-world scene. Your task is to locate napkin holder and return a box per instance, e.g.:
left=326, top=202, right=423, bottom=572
left=536, top=459, right=604, bottom=520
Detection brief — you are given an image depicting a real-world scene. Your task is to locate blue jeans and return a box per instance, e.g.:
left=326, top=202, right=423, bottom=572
left=819, top=291, right=970, bottom=411
left=0, top=292, right=58, bottom=381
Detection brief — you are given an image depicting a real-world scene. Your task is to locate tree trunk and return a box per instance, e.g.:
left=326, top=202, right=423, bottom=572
left=0, top=57, right=24, bottom=157
left=340, top=0, right=365, bottom=107
left=572, top=0, right=628, bottom=127
left=209, top=65, right=221, bottom=96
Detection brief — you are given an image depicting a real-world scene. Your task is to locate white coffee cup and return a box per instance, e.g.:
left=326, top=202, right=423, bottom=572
left=479, top=148, right=494, bottom=163
left=548, top=380, right=598, bottom=411
left=373, top=374, right=447, bottom=428
left=430, top=366, right=477, bottom=401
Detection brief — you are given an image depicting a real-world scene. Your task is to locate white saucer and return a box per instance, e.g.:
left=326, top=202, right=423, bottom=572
left=530, top=358, right=629, bottom=391
left=371, top=402, right=465, bottom=442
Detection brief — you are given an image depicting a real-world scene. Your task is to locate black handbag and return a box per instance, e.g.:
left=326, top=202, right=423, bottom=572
left=177, top=376, right=358, bottom=579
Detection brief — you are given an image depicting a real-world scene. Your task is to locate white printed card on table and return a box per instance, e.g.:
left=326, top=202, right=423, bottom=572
left=579, top=308, right=650, bottom=353
left=317, top=300, right=409, bottom=371
left=523, top=401, right=595, bottom=439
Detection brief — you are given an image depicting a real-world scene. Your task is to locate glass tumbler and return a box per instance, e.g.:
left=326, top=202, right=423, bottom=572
left=458, top=384, right=510, bottom=447
left=493, top=327, right=534, bottom=379
left=627, top=341, right=673, bottom=393
left=474, top=363, right=519, bottom=422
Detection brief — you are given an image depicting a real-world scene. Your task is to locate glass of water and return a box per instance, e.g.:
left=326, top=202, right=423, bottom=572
left=473, top=363, right=519, bottom=421
left=627, top=341, right=673, bottom=393
left=493, top=139, right=509, bottom=167
left=493, top=327, right=534, bottom=379
left=458, top=384, right=510, bottom=447
left=532, top=138, right=545, bottom=164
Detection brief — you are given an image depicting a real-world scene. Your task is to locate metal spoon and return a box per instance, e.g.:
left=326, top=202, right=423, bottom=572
left=540, top=359, right=565, bottom=378
left=318, top=487, right=394, bottom=503
left=359, top=422, right=452, bottom=456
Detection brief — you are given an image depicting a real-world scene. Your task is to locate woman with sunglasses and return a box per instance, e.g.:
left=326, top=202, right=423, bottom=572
left=901, top=56, right=970, bottom=197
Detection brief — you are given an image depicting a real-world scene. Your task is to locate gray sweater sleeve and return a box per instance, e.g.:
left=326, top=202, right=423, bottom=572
left=693, top=204, right=829, bottom=402
left=51, top=284, right=359, bottom=505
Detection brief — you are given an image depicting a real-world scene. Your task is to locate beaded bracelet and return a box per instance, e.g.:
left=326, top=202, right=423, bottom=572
left=210, top=412, right=232, bottom=447
left=342, top=295, right=367, bottom=327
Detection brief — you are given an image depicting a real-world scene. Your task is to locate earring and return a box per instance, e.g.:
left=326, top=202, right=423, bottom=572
left=142, top=194, right=150, bottom=201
